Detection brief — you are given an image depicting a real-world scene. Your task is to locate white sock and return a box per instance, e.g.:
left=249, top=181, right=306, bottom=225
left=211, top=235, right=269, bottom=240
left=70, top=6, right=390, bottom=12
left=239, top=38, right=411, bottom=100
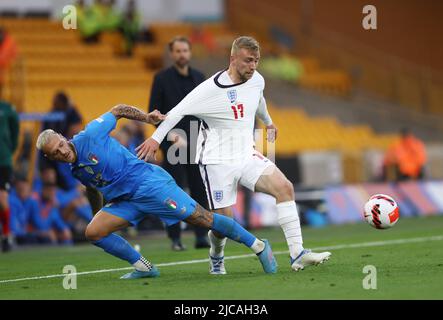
left=133, top=256, right=153, bottom=271
left=250, top=239, right=265, bottom=254
left=276, top=200, right=304, bottom=259
left=208, top=230, right=227, bottom=258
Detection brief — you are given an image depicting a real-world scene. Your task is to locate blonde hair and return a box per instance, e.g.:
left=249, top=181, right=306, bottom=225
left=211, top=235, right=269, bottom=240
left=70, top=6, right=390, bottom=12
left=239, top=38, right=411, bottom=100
left=36, top=129, right=57, bottom=150
left=230, top=36, right=260, bottom=55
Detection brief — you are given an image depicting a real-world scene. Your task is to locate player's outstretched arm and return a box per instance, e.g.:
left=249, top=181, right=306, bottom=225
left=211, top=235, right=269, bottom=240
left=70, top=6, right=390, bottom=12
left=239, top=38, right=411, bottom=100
left=85, top=186, right=104, bottom=215
left=136, top=81, right=212, bottom=161
left=110, top=104, right=165, bottom=125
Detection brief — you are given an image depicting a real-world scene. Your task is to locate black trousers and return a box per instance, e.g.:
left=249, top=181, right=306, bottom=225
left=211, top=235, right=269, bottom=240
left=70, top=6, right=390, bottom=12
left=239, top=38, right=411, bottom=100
left=162, top=158, right=209, bottom=241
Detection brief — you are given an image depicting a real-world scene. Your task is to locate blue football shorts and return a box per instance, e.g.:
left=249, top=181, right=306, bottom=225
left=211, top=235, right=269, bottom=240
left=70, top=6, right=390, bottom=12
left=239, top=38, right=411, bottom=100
left=102, top=166, right=197, bottom=226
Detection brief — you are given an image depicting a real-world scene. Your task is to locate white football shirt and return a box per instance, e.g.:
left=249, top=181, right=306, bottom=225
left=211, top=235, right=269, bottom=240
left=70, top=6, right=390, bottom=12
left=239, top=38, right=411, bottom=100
left=152, top=69, right=273, bottom=164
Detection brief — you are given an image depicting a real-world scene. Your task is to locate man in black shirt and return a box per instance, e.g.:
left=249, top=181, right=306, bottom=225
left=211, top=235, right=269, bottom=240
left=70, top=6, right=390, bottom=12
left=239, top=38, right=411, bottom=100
left=148, top=36, right=210, bottom=250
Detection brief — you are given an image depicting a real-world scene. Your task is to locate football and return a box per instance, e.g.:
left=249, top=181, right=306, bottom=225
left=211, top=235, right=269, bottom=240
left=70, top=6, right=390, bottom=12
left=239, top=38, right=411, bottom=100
left=364, top=194, right=400, bottom=229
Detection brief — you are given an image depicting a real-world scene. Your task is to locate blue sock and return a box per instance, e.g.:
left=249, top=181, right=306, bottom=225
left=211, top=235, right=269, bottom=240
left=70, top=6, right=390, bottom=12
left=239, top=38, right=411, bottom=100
left=92, top=233, right=141, bottom=264
left=211, top=213, right=256, bottom=247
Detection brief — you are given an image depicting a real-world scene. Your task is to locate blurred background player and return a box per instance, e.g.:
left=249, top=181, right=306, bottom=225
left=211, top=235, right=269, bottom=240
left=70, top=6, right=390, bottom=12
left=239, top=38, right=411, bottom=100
left=148, top=36, right=210, bottom=251
left=0, top=99, right=19, bottom=252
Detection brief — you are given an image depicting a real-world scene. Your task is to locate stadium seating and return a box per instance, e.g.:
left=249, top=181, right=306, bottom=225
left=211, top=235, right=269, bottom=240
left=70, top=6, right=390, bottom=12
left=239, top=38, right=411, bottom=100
left=0, top=18, right=153, bottom=124
left=1, top=18, right=397, bottom=159
left=258, top=105, right=397, bottom=156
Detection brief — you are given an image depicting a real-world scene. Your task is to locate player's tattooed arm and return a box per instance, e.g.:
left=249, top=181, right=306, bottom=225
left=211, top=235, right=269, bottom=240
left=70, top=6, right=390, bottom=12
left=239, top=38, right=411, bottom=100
left=110, top=104, right=165, bottom=125
left=184, top=204, right=214, bottom=228
left=85, top=186, right=103, bottom=215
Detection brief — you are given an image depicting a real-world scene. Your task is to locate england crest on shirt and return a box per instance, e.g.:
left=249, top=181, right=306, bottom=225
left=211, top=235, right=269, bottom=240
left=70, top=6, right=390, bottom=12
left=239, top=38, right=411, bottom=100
left=227, top=89, right=237, bottom=104
left=214, top=190, right=223, bottom=202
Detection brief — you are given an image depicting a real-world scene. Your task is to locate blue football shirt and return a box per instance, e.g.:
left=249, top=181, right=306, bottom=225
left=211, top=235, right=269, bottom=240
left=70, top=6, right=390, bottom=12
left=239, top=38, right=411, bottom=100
left=70, top=112, right=153, bottom=202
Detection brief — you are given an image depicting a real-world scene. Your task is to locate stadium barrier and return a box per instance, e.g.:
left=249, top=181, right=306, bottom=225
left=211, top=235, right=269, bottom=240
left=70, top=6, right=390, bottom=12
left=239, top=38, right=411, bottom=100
left=232, top=181, right=443, bottom=228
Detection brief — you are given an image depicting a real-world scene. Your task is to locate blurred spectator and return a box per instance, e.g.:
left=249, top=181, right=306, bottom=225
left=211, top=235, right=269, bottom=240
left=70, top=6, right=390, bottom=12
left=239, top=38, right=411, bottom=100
left=58, top=184, right=93, bottom=239
left=39, top=91, right=82, bottom=191
left=43, top=91, right=82, bottom=139
left=75, top=0, right=101, bottom=43
left=0, top=28, right=18, bottom=98
left=0, top=100, right=19, bottom=252
left=119, top=0, right=141, bottom=56
left=32, top=176, right=73, bottom=245
left=101, top=0, right=122, bottom=32
left=9, top=171, right=74, bottom=246
left=383, top=128, right=427, bottom=181
left=8, top=175, right=40, bottom=245
left=76, top=0, right=122, bottom=43
left=33, top=168, right=92, bottom=241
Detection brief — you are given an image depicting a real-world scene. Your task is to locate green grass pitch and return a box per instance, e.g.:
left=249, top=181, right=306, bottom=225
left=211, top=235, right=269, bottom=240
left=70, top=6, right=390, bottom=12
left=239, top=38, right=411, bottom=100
left=1, top=215, right=443, bottom=300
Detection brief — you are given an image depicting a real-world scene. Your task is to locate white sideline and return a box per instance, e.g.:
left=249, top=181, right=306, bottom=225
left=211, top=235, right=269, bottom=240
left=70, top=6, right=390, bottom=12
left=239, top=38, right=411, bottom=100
left=1, top=235, right=442, bottom=284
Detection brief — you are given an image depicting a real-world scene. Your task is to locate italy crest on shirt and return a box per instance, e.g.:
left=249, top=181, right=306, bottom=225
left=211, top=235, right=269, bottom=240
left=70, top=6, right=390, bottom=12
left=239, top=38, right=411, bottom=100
left=88, top=153, right=99, bottom=164
left=164, top=198, right=177, bottom=210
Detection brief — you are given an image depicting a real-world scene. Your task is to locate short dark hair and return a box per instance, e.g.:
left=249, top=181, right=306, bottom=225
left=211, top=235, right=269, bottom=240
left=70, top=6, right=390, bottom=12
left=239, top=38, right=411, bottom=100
left=168, top=36, right=191, bottom=52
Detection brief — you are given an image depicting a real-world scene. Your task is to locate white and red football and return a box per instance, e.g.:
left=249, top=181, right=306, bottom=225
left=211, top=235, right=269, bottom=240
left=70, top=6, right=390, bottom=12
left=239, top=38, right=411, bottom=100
left=364, top=194, right=400, bottom=229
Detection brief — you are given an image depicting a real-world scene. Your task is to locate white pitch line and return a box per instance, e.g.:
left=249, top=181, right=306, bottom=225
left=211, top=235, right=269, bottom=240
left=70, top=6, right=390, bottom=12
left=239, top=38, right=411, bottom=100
left=1, top=235, right=442, bottom=284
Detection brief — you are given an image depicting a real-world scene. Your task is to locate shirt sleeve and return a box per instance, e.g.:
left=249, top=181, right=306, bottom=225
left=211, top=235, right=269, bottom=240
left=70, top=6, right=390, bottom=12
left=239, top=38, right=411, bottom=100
left=256, top=92, right=273, bottom=126
left=83, top=112, right=117, bottom=139
left=151, top=82, right=211, bottom=144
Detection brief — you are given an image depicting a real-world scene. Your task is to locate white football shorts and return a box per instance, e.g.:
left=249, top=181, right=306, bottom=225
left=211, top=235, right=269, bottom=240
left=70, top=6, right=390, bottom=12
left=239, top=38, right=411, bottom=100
left=199, top=150, right=275, bottom=209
